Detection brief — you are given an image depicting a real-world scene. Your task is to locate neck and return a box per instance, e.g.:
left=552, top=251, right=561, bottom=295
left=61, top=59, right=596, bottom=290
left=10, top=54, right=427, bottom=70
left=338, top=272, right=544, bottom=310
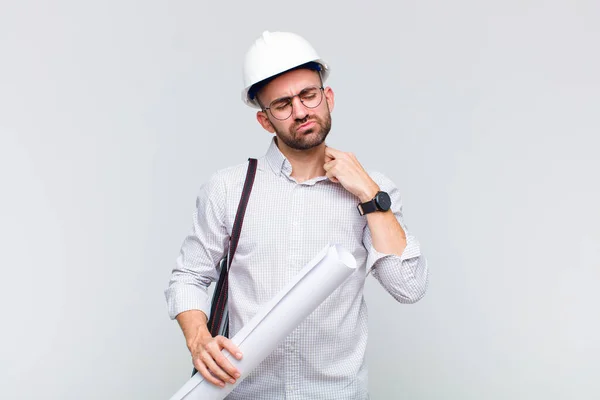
left=275, top=137, right=326, bottom=183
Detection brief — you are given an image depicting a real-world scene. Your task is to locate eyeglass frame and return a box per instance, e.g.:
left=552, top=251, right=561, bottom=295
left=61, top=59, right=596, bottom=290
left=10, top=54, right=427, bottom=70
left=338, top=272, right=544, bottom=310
left=261, top=86, right=326, bottom=121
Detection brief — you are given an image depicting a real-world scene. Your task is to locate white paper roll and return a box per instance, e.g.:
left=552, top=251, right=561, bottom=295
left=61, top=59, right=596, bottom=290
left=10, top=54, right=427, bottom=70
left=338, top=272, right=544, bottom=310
left=169, top=244, right=357, bottom=400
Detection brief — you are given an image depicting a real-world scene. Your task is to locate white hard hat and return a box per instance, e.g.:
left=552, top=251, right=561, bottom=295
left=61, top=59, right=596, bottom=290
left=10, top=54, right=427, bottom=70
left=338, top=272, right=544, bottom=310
left=242, top=31, right=330, bottom=108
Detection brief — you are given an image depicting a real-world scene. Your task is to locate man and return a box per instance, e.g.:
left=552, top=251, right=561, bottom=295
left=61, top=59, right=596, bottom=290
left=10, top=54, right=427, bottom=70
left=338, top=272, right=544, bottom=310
left=165, top=31, right=429, bottom=399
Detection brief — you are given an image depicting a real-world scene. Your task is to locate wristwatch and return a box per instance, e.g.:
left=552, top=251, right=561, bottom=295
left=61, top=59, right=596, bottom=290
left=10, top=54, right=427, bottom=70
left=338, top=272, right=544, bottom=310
left=357, top=191, right=392, bottom=215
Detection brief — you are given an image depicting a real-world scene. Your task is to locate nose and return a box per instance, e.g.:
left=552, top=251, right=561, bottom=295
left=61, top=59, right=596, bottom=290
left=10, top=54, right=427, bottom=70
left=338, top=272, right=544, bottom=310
left=291, top=95, right=308, bottom=121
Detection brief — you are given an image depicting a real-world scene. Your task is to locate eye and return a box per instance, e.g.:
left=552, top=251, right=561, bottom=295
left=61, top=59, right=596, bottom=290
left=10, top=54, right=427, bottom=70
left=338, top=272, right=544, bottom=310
left=301, top=93, right=317, bottom=100
left=271, top=99, right=290, bottom=110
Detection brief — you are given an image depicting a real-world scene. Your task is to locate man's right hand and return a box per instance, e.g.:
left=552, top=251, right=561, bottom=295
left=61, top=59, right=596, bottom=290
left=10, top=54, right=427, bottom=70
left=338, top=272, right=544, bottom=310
left=190, top=331, right=243, bottom=388
left=176, top=310, right=243, bottom=388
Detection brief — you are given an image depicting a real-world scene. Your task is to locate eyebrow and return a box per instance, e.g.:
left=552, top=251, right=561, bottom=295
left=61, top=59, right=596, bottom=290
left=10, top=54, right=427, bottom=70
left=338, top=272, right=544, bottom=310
left=268, top=85, right=320, bottom=105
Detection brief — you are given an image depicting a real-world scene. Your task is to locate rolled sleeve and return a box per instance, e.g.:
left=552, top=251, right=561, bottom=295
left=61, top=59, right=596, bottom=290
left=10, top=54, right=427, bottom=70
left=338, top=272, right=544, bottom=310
left=164, top=172, right=230, bottom=320
left=368, top=237, right=429, bottom=304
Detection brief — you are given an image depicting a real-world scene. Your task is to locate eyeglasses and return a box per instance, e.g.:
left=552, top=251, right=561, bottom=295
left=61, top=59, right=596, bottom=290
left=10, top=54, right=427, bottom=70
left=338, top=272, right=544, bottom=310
left=263, top=86, right=324, bottom=120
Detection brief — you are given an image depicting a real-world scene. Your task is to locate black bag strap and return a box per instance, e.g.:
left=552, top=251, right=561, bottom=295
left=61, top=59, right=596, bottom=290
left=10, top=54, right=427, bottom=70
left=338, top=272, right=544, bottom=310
left=207, top=158, right=257, bottom=337
left=228, top=158, right=258, bottom=268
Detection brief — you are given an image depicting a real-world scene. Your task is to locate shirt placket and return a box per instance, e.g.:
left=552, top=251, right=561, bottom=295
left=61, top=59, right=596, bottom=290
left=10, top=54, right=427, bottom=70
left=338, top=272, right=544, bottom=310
left=284, top=181, right=304, bottom=398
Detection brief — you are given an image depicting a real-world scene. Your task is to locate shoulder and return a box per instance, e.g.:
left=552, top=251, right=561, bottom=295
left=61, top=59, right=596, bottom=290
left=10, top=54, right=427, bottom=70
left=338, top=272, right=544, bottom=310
left=211, top=162, right=252, bottom=187
left=196, top=161, right=252, bottom=204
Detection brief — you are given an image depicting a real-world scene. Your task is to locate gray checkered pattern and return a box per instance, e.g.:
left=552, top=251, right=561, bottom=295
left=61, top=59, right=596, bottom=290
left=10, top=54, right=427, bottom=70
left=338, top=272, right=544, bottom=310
left=165, top=138, right=429, bottom=399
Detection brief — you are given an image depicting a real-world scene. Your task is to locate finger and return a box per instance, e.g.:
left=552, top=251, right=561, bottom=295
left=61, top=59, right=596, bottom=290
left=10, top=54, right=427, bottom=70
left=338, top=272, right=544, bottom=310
left=323, top=160, right=335, bottom=171
left=219, top=337, right=243, bottom=361
left=212, top=339, right=242, bottom=378
left=326, top=171, right=339, bottom=183
left=196, top=359, right=227, bottom=388
left=325, top=146, right=343, bottom=158
left=201, top=350, right=237, bottom=385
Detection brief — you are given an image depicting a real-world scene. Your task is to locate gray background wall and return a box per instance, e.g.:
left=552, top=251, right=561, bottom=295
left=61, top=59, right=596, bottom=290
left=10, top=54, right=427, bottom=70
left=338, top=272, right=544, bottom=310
left=1, top=0, right=599, bottom=399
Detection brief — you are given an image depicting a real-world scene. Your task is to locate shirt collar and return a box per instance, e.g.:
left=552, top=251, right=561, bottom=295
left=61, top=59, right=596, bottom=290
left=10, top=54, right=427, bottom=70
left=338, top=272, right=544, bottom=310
left=265, top=137, right=293, bottom=177
left=264, top=137, right=329, bottom=185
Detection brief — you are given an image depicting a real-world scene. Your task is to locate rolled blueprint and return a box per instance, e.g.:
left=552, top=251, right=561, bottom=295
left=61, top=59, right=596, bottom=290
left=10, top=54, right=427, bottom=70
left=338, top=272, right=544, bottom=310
left=169, top=244, right=357, bottom=400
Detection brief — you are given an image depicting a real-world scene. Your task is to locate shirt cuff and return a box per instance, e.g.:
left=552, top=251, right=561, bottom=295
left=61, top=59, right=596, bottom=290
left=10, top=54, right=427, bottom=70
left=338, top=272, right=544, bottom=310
left=366, top=235, right=422, bottom=274
left=164, top=284, right=210, bottom=320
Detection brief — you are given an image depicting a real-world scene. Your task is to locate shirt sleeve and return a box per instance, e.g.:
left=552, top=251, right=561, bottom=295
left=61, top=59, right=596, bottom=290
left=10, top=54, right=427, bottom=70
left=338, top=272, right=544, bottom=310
left=363, top=171, right=429, bottom=304
left=164, top=172, right=230, bottom=320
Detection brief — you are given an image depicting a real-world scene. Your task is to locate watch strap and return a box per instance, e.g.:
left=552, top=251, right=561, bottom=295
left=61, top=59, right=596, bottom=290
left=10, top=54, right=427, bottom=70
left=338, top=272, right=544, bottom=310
left=357, top=198, right=378, bottom=215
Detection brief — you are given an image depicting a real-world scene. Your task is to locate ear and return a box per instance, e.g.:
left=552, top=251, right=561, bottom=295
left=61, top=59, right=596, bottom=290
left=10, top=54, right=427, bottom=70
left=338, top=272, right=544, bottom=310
left=324, top=87, right=335, bottom=113
left=256, top=110, right=275, bottom=133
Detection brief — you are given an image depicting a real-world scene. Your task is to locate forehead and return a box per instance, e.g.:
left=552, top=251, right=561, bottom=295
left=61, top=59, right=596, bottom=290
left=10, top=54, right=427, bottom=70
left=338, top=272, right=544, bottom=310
left=260, top=68, right=321, bottom=102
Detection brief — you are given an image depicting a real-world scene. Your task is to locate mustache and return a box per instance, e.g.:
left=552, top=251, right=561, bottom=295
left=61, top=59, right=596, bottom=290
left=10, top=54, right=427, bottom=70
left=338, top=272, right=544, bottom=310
left=293, top=116, right=319, bottom=129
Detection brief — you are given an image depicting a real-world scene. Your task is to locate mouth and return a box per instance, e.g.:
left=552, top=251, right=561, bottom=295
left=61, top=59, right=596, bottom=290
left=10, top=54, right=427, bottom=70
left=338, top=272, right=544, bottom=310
left=296, top=120, right=316, bottom=133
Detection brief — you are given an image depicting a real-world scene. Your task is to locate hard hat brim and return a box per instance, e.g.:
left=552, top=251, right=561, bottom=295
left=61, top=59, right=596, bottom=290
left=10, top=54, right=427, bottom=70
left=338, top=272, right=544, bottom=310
left=242, top=60, right=330, bottom=109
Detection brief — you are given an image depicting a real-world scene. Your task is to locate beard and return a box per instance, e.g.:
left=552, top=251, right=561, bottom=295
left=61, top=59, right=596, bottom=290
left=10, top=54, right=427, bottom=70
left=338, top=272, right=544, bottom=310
left=274, top=112, right=332, bottom=151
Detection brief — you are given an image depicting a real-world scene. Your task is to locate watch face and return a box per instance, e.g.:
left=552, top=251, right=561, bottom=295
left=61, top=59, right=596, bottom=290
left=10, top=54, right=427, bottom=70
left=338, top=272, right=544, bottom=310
left=375, top=191, right=392, bottom=211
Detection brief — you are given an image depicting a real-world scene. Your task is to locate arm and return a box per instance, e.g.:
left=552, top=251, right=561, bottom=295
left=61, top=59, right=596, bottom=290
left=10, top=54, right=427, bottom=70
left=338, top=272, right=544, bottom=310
left=362, top=171, right=429, bottom=303
left=323, top=147, right=428, bottom=303
left=164, top=173, right=242, bottom=386
left=176, top=309, right=209, bottom=350
left=164, top=173, right=227, bottom=320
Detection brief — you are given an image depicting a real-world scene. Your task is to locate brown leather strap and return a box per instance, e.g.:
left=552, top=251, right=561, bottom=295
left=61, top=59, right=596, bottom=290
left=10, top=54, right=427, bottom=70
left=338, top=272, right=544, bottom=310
left=207, top=158, right=257, bottom=337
